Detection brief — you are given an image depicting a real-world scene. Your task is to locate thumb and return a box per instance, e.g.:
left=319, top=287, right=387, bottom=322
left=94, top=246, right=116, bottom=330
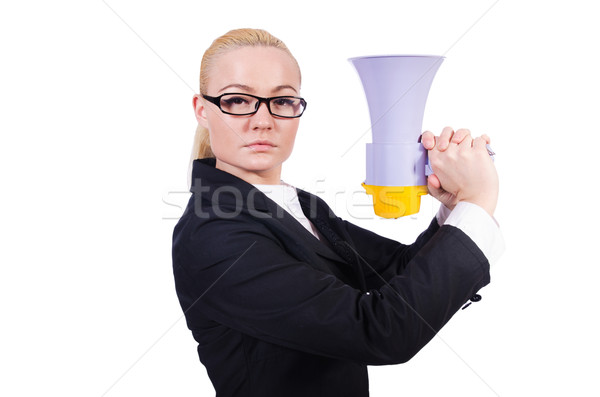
left=427, top=174, right=441, bottom=189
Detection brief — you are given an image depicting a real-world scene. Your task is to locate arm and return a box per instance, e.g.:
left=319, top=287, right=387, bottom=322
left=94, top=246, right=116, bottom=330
left=321, top=127, right=502, bottom=286
left=338, top=216, right=441, bottom=287
left=173, top=216, right=489, bottom=366
left=422, top=127, right=505, bottom=264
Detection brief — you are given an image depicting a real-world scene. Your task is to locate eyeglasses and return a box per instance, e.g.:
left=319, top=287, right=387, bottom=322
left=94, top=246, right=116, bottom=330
left=202, top=93, right=307, bottom=118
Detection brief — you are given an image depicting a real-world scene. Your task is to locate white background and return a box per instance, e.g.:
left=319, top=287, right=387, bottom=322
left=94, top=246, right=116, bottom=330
left=1, top=0, right=599, bottom=396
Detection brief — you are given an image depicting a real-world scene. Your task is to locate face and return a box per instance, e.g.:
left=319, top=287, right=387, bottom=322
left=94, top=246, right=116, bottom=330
left=193, top=46, right=302, bottom=184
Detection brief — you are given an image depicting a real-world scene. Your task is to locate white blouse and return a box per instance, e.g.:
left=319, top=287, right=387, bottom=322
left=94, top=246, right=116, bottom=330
left=253, top=181, right=321, bottom=239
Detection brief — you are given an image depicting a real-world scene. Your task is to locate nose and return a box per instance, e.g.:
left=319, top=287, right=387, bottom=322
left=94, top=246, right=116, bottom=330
left=249, top=101, right=274, bottom=130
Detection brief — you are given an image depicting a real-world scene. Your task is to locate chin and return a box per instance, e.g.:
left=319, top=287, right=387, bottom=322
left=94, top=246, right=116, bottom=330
left=245, top=158, right=281, bottom=172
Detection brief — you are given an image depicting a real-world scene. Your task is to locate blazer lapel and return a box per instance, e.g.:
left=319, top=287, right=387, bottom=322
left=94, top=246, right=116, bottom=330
left=261, top=197, right=348, bottom=264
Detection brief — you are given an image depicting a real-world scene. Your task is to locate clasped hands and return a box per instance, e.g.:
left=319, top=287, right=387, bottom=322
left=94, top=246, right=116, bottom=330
left=421, top=127, right=499, bottom=217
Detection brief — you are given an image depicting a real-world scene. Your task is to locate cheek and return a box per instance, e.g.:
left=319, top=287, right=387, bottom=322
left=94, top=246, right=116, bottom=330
left=207, top=116, right=246, bottom=148
left=282, top=121, right=300, bottom=148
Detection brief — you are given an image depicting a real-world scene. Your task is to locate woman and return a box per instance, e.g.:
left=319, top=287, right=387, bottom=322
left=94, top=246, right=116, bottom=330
left=172, top=28, right=503, bottom=397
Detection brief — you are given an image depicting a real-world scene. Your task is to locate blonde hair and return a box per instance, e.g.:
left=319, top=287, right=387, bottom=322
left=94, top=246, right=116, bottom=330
left=190, top=28, right=301, bottom=163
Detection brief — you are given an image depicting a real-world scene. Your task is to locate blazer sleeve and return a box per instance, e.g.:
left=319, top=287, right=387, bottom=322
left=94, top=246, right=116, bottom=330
left=338, top=217, right=442, bottom=286
left=173, top=217, right=489, bottom=366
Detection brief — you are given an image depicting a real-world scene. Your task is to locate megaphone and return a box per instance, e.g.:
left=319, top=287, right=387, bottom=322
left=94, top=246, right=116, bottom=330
left=349, top=55, right=444, bottom=218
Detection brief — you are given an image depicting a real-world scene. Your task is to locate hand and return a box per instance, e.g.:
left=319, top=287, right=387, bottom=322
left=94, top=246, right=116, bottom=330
left=421, top=127, right=498, bottom=216
left=421, top=127, right=476, bottom=210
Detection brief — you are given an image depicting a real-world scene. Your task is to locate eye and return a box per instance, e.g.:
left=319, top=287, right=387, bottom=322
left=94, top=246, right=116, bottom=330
left=272, top=97, right=297, bottom=107
left=219, top=94, right=256, bottom=114
left=222, top=95, right=250, bottom=106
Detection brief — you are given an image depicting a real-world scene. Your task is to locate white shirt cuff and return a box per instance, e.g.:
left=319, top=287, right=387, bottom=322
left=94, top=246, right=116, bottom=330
left=442, top=202, right=505, bottom=265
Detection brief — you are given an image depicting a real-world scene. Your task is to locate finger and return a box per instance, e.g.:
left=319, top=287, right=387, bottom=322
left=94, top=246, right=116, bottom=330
left=437, top=126, right=454, bottom=151
left=457, top=134, right=474, bottom=149
left=481, top=134, right=491, bottom=144
left=473, top=137, right=492, bottom=158
left=473, top=136, right=488, bottom=150
left=427, top=174, right=441, bottom=189
left=421, top=130, right=436, bottom=150
left=451, top=128, right=471, bottom=144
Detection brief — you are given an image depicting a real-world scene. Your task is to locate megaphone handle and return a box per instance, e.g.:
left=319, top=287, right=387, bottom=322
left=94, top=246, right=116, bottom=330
left=424, top=144, right=495, bottom=176
left=425, top=153, right=434, bottom=176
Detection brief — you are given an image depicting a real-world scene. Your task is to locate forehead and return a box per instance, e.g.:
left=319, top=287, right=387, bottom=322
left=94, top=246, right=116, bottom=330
left=207, top=46, right=301, bottom=94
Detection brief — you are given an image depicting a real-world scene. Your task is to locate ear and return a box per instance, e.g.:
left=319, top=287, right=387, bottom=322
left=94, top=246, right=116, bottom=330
left=192, top=94, right=209, bottom=129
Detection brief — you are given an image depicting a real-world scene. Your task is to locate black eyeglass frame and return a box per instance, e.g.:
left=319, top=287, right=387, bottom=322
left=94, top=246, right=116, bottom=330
left=202, top=93, right=307, bottom=118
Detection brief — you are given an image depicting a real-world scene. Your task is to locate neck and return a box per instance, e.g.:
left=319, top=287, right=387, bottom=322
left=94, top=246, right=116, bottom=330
left=215, top=159, right=282, bottom=185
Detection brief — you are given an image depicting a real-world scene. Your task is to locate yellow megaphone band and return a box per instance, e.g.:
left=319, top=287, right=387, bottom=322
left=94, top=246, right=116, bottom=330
left=362, top=183, right=428, bottom=219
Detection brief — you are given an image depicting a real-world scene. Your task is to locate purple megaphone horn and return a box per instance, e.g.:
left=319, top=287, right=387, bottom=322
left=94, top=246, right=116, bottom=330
left=349, top=55, right=444, bottom=218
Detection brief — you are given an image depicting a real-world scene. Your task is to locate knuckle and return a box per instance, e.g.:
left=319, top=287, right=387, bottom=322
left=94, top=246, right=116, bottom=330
left=430, top=153, right=443, bottom=169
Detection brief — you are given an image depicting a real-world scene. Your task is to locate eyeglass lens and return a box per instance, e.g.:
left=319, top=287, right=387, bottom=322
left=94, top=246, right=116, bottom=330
left=220, top=94, right=305, bottom=117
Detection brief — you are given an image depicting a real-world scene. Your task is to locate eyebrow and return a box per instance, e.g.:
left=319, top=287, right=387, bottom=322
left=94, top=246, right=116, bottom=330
left=217, top=84, right=298, bottom=95
left=218, top=84, right=254, bottom=94
left=272, top=85, right=298, bottom=94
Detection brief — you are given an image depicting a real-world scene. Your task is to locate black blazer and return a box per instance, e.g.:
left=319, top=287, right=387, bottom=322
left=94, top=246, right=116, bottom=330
left=172, top=158, right=490, bottom=397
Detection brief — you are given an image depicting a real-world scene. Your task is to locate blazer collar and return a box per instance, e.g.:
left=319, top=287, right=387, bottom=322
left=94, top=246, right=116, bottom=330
left=190, top=158, right=348, bottom=266
left=190, top=158, right=271, bottom=213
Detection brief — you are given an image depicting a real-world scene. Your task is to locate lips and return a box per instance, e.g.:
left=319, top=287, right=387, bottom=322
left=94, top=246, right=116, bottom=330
left=246, top=140, right=276, bottom=152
